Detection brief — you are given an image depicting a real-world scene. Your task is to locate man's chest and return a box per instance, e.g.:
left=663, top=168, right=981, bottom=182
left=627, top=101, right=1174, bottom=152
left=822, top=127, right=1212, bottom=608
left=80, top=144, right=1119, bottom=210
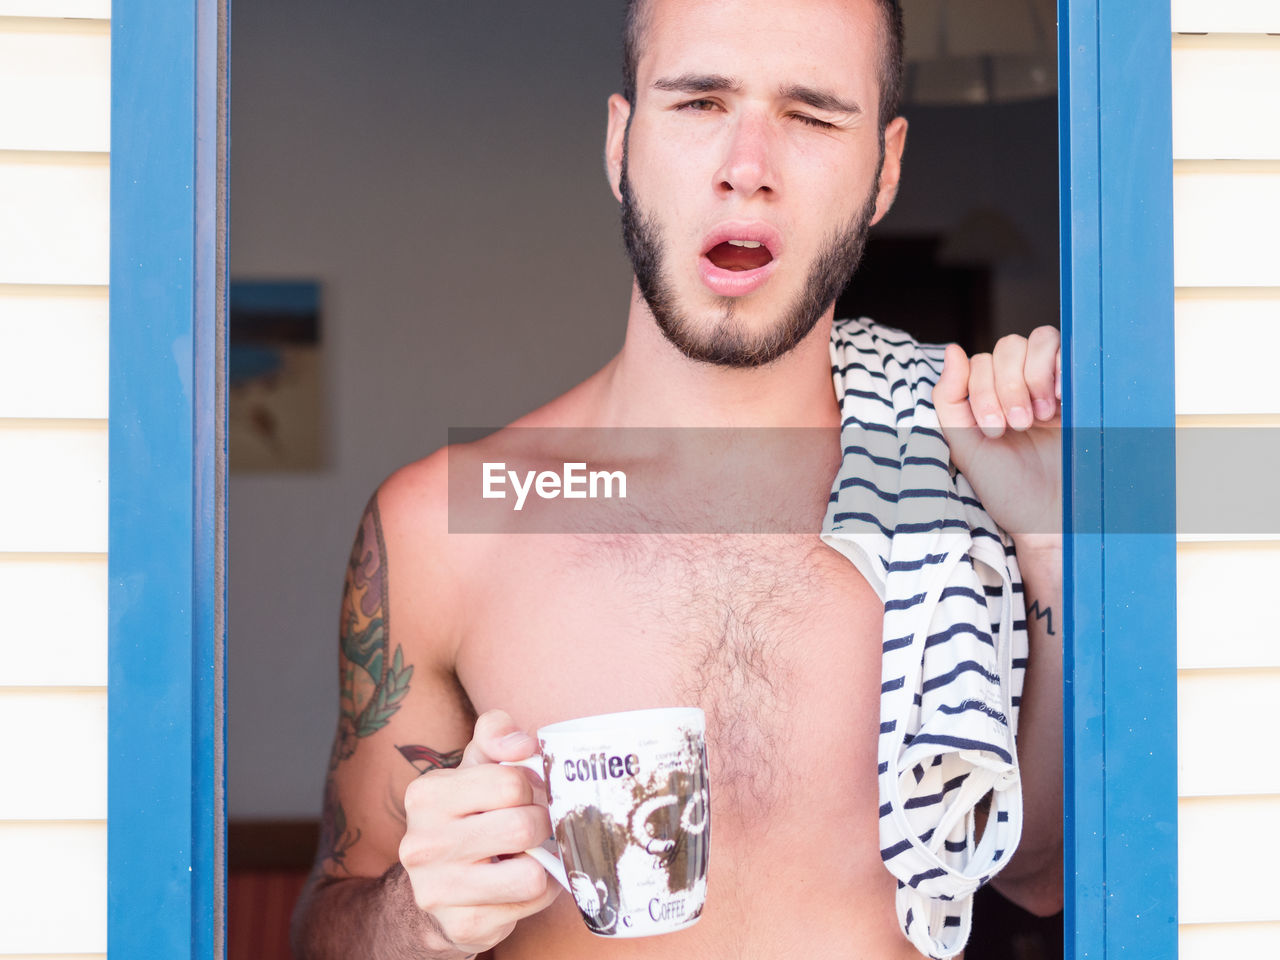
left=456, top=533, right=886, bottom=822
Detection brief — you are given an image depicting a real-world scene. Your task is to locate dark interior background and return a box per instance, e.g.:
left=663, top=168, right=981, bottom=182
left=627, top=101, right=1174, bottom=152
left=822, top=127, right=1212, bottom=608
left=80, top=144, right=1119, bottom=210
left=227, top=2, right=1061, bottom=956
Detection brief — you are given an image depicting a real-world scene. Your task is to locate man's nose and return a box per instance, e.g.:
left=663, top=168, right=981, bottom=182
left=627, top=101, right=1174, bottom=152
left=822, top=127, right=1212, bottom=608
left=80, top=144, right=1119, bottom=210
left=714, top=111, right=779, bottom=200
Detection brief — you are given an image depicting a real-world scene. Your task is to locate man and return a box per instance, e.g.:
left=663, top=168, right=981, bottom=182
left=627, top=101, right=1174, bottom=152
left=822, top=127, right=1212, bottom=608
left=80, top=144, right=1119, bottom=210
left=291, top=0, right=1063, bottom=957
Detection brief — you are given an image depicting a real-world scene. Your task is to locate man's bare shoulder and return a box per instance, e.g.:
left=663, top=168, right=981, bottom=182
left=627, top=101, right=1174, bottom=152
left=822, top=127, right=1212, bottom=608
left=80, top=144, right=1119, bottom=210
left=374, top=446, right=451, bottom=548
left=370, top=365, right=613, bottom=627
left=367, top=446, right=491, bottom=671
left=370, top=421, right=568, bottom=593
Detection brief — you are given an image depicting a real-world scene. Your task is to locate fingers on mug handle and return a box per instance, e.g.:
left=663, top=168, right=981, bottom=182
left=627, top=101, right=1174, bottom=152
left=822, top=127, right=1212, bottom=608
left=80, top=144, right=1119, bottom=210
left=503, top=757, right=550, bottom=810
left=492, top=761, right=569, bottom=892
left=500, top=756, right=544, bottom=777
left=522, top=842, right=570, bottom=892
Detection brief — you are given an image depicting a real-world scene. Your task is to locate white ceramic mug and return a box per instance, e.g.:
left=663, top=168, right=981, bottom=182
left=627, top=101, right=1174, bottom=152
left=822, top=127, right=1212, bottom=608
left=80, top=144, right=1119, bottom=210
left=505, top=707, right=710, bottom=938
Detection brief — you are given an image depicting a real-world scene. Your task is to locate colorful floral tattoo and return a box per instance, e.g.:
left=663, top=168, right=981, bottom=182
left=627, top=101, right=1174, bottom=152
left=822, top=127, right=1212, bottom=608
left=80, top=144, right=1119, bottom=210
left=335, top=496, right=414, bottom=764
left=316, top=495, right=416, bottom=874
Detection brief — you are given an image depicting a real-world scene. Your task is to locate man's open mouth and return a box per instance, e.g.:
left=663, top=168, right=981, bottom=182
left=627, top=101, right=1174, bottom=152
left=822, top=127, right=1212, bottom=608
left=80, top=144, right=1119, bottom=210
left=697, top=225, right=782, bottom=296
left=704, top=239, right=775, bottom=272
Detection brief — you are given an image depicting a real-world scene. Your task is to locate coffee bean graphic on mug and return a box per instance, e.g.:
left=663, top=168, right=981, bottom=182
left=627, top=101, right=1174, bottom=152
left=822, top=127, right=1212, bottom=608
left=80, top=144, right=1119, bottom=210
left=627, top=745, right=710, bottom=896
left=554, top=805, right=628, bottom=934
left=524, top=708, right=710, bottom=938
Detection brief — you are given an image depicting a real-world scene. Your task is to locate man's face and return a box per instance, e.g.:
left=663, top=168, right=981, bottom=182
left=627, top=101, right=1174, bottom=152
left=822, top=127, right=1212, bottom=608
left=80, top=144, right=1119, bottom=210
left=608, top=0, right=906, bottom=368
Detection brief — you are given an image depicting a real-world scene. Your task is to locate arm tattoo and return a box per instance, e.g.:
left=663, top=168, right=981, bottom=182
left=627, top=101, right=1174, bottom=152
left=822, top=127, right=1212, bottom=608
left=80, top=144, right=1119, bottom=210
left=316, top=768, right=362, bottom=874
left=398, top=744, right=465, bottom=775
left=317, top=495, right=416, bottom=873
left=1027, top=599, right=1055, bottom=636
left=335, top=494, right=414, bottom=764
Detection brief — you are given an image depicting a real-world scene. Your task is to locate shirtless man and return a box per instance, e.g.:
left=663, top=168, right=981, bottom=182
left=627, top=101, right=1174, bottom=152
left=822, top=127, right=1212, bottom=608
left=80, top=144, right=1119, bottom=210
left=291, top=0, right=1064, bottom=957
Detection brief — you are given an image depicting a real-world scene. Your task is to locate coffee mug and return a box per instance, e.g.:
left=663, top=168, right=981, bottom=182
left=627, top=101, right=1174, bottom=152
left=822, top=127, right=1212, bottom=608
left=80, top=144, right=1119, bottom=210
left=505, top=706, right=710, bottom=938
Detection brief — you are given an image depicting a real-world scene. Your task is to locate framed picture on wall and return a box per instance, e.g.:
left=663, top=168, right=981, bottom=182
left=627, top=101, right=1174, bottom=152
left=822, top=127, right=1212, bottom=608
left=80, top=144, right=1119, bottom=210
left=229, top=280, right=326, bottom=471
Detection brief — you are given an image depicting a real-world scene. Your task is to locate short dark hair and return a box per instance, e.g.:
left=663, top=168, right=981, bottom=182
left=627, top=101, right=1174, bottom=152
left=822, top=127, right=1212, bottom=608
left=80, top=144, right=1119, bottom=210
left=622, top=0, right=905, bottom=128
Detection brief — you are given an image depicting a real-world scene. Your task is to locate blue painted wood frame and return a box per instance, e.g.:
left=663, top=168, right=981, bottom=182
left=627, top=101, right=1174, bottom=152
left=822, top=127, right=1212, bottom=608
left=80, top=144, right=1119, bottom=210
left=102, top=0, right=1175, bottom=954
left=109, top=0, right=226, bottom=956
left=1060, top=1, right=1178, bottom=957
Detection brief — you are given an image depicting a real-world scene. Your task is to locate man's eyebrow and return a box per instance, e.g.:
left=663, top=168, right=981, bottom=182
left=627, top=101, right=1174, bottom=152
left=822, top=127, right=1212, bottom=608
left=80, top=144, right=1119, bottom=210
left=651, top=73, right=742, bottom=94
left=779, top=84, right=861, bottom=116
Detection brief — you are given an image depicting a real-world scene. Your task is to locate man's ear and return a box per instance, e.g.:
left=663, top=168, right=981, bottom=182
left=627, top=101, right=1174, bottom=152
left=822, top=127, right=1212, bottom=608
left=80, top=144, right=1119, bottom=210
left=870, top=116, right=909, bottom=226
left=605, top=93, right=632, bottom=203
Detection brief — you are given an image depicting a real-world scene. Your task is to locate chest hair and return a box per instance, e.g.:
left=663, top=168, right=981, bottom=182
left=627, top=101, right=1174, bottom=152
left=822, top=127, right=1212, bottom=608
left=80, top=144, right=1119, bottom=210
left=579, top=533, right=848, bottom=817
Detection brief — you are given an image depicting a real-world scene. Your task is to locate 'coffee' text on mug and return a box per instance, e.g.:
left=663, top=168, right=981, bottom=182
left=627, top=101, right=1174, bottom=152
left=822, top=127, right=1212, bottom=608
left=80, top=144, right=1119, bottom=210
left=564, top=752, right=641, bottom=782
left=482, top=462, right=628, bottom=511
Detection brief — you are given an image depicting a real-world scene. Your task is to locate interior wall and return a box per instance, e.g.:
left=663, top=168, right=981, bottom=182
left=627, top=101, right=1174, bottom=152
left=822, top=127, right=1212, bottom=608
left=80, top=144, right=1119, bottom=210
left=228, top=0, right=1059, bottom=818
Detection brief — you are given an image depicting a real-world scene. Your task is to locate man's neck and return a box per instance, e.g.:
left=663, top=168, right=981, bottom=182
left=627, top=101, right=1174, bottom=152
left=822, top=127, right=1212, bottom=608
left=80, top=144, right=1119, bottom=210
left=594, top=284, right=843, bottom=430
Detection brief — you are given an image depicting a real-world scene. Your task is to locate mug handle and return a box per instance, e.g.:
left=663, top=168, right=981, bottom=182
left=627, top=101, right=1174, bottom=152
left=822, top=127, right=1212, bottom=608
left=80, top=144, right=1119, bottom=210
left=500, top=756, right=570, bottom=892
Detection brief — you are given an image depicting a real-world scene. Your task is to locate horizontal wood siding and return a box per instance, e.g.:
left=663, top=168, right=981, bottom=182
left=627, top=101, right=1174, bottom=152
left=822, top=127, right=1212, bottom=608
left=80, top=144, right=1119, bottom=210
left=0, top=1, right=109, bottom=15
left=1177, top=542, right=1280, bottom=668
left=1178, top=669, right=1280, bottom=797
left=0, top=421, right=107, bottom=553
left=1180, top=796, right=1280, bottom=923
left=0, top=10, right=109, bottom=960
left=0, top=555, right=107, bottom=685
left=1173, top=6, right=1280, bottom=953
left=0, top=822, right=106, bottom=954
left=1174, top=163, right=1280, bottom=287
left=1172, top=0, right=1280, bottom=33
left=0, top=287, right=109, bottom=419
left=1180, top=922, right=1280, bottom=959
left=0, top=153, right=109, bottom=286
left=0, top=18, right=109, bottom=153
left=0, top=689, right=107, bottom=819
left=1174, top=36, right=1280, bottom=160
left=1174, top=289, right=1280, bottom=415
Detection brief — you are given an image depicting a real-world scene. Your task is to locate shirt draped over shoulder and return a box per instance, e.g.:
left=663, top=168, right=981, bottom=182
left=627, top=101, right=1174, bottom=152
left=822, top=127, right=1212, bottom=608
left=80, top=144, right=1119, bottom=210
left=821, top=317, right=1029, bottom=960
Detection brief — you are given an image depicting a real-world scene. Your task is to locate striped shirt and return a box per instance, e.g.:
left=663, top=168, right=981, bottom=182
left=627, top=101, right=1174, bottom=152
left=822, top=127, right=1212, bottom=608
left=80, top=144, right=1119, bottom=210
left=821, top=317, right=1028, bottom=960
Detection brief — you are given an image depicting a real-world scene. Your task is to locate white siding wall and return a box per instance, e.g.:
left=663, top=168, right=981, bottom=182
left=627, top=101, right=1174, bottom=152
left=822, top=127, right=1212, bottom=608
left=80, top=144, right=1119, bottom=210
left=1173, top=2, right=1280, bottom=956
left=0, top=8, right=108, bottom=959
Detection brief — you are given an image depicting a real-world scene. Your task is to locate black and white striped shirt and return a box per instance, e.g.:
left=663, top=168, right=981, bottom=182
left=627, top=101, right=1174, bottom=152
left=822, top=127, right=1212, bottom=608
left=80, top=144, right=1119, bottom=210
left=821, top=318, right=1028, bottom=960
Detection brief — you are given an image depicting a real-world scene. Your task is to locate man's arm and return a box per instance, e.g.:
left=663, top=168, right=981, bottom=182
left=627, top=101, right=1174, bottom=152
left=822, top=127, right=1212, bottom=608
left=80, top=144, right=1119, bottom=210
left=933, top=328, right=1064, bottom=917
left=290, top=475, right=472, bottom=959
left=991, top=536, right=1063, bottom=915
left=290, top=461, right=558, bottom=959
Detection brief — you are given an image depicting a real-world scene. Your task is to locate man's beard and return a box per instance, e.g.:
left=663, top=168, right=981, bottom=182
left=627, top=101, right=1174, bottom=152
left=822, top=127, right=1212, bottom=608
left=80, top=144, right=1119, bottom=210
left=619, top=150, right=881, bottom=369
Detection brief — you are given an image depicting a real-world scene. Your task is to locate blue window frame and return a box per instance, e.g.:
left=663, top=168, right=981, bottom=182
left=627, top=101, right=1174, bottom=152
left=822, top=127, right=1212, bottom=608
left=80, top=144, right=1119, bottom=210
left=108, top=0, right=226, bottom=956
left=106, top=0, right=1177, bottom=956
left=1060, top=1, right=1178, bottom=957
